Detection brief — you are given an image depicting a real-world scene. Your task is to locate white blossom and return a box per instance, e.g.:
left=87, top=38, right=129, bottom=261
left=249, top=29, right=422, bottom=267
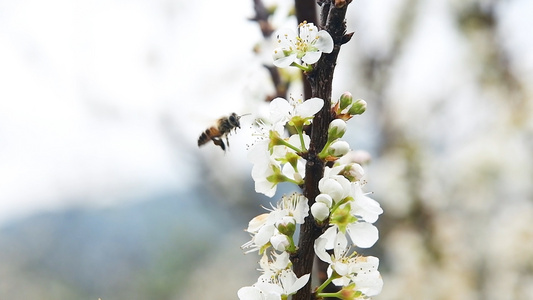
left=242, top=194, right=309, bottom=253
left=270, top=97, right=324, bottom=128
left=273, top=22, right=334, bottom=68
left=238, top=270, right=310, bottom=300
left=329, top=140, right=350, bottom=157
left=258, top=251, right=291, bottom=282
left=314, top=231, right=383, bottom=295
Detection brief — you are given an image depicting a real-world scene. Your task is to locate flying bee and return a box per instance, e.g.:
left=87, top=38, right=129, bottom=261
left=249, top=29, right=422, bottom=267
left=198, top=112, right=249, bottom=151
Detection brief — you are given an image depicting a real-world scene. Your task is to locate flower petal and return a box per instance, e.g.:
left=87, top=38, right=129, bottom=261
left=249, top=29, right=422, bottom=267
left=247, top=213, right=269, bottom=232
left=315, top=30, right=334, bottom=53
left=333, top=231, right=348, bottom=257
left=280, top=270, right=310, bottom=295
left=301, top=51, right=322, bottom=64
left=269, top=97, right=291, bottom=124
left=296, top=97, right=324, bottom=118
left=347, top=222, right=379, bottom=248
left=255, top=224, right=276, bottom=246
left=314, top=236, right=332, bottom=264
left=275, top=28, right=297, bottom=47
left=293, top=194, right=309, bottom=224
left=238, top=286, right=262, bottom=300
left=273, top=53, right=297, bottom=68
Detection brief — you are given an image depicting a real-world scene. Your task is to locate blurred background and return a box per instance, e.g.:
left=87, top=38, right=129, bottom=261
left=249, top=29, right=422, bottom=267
left=0, top=0, right=532, bottom=299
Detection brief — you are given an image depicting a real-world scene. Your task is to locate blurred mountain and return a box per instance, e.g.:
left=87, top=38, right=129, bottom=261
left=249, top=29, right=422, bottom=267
left=0, top=188, right=247, bottom=300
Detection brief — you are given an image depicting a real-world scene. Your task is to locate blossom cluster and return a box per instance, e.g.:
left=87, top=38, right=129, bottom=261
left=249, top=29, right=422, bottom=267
left=238, top=21, right=383, bottom=300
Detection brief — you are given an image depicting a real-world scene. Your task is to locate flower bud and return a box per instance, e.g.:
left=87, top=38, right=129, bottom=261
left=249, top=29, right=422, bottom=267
left=341, top=163, right=365, bottom=182
left=268, top=130, right=285, bottom=149
left=348, top=99, right=367, bottom=115
left=328, top=119, right=347, bottom=141
left=311, top=202, right=330, bottom=222
left=339, top=92, right=353, bottom=110
left=339, top=283, right=362, bottom=299
left=276, top=217, right=296, bottom=236
left=270, top=234, right=290, bottom=251
left=319, top=178, right=344, bottom=201
left=328, top=140, right=350, bottom=157
left=316, top=193, right=333, bottom=208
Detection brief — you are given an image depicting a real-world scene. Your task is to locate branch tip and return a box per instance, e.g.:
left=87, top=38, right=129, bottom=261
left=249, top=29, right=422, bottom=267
left=342, top=32, right=354, bottom=44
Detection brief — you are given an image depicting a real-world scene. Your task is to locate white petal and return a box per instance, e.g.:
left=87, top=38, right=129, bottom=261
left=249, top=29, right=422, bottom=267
left=329, top=140, right=350, bottom=156
left=265, top=293, right=281, bottom=300
left=238, top=286, right=262, bottom=300
left=256, top=281, right=283, bottom=298
left=332, top=261, right=349, bottom=276
left=299, top=23, right=318, bottom=42
left=296, top=97, right=324, bottom=118
left=332, top=276, right=352, bottom=287
left=269, top=97, right=291, bottom=123
left=287, top=133, right=303, bottom=150
left=319, top=178, right=344, bottom=201
left=347, top=222, right=379, bottom=248
left=255, top=224, right=276, bottom=246
left=333, top=231, right=348, bottom=257
left=270, top=234, right=290, bottom=251
left=320, top=226, right=338, bottom=250
left=273, top=251, right=291, bottom=269
left=273, top=47, right=286, bottom=61
left=315, top=30, right=334, bottom=53
left=273, top=53, right=297, bottom=68
left=248, top=144, right=269, bottom=164
left=253, top=164, right=278, bottom=197
left=275, top=28, right=297, bottom=47
left=314, top=236, right=332, bottom=263
left=311, top=202, right=330, bottom=222
left=351, top=184, right=383, bottom=223
left=329, top=119, right=347, bottom=133
left=352, top=256, right=383, bottom=296
left=280, top=270, right=310, bottom=295
left=301, top=51, right=322, bottom=64
left=316, top=193, right=333, bottom=207
left=355, top=272, right=383, bottom=296
left=247, top=213, right=269, bottom=232
left=282, top=163, right=296, bottom=179
left=293, top=195, right=309, bottom=224
left=289, top=273, right=310, bottom=294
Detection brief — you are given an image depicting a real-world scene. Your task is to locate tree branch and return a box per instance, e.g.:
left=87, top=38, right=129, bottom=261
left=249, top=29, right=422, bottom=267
left=291, top=1, right=351, bottom=300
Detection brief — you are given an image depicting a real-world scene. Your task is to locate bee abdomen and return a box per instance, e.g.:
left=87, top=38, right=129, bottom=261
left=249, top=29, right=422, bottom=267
left=198, top=130, right=211, bottom=146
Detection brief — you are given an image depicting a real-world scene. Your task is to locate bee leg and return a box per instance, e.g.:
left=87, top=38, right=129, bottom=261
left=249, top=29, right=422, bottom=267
left=212, top=137, right=226, bottom=151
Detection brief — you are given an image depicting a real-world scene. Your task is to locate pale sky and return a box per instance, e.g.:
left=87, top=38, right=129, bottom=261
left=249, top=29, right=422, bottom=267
left=0, top=0, right=258, bottom=224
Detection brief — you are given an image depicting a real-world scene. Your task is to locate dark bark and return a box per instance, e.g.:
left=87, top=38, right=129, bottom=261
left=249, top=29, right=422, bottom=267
left=291, top=1, right=352, bottom=300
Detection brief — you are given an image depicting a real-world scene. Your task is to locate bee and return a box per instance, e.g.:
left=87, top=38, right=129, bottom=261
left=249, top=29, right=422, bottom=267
left=198, top=112, right=248, bottom=151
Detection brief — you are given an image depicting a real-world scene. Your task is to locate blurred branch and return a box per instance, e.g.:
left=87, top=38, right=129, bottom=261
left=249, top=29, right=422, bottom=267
left=250, top=0, right=289, bottom=101
left=250, top=0, right=274, bottom=38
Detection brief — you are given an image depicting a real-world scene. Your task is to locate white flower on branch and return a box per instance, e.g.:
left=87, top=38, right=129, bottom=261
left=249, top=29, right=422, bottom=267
left=238, top=270, right=310, bottom=300
left=314, top=231, right=383, bottom=296
left=270, top=96, right=324, bottom=129
left=241, top=193, right=309, bottom=254
left=248, top=97, right=323, bottom=197
left=273, top=21, right=334, bottom=69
